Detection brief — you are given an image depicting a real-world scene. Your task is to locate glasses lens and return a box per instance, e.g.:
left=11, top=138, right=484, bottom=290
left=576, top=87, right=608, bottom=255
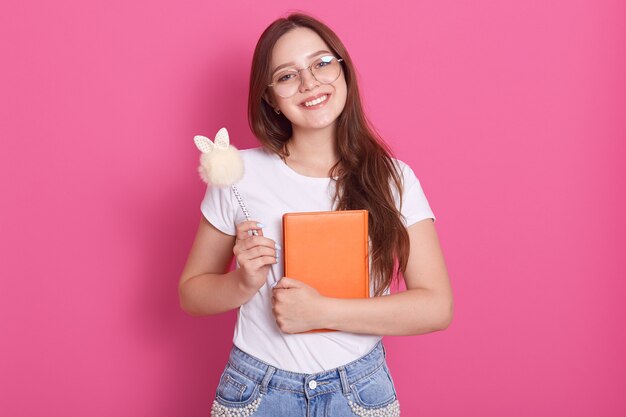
left=311, top=56, right=341, bottom=84
left=272, top=70, right=299, bottom=98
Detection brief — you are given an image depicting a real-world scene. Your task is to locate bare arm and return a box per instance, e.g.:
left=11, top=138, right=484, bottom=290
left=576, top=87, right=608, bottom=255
left=317, top=218, right=454, bottom=335
left=178, top=216, right=259, bottom=316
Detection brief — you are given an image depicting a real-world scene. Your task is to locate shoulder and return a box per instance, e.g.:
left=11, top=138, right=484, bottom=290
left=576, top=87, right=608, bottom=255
left=387, top=156, right=436, bottom=223
left=238, top=145, right=267, bottom=158
left=234, top=146, right=281, bottom=183
left=236, top=146, right=274, bottom=168
left=389, top=156, right=409, bottom=172
left=237, top=146, right=277, bottom=163
left=388, top=157, right=418, bottom=187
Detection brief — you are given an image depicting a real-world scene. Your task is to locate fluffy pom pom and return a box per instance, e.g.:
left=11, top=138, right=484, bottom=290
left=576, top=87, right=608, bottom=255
left=198, top=145, right=244, bottom=186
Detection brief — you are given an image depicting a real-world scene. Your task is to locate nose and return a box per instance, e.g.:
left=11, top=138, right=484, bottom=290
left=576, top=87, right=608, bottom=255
left=298, top=68, right=319, bottom=93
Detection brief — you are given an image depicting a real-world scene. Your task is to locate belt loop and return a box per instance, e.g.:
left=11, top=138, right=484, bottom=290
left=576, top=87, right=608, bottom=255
left=338, top=366, right=351, bottom=395
left=381, top=340, right=387, bottom=358
left=260, top=365, right=276, bottom=394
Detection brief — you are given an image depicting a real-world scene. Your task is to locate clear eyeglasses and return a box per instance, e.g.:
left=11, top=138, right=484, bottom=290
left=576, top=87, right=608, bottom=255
left=267, top=55, right=344, bottom=98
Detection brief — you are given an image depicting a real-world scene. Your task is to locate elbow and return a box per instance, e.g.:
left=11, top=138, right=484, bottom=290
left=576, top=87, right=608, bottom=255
left=179, top=296, right=195, bottom=316
left=178, top=291, right=195, bottom=316
left=178, top=282, right=202, bottom=317
left=179, top=296, right=206, bottom=317
left=178, top=282, right=219, bottom=317
left=437, top=297, right=454, bottom=330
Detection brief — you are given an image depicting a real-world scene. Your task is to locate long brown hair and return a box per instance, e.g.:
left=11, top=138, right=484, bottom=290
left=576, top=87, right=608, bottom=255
left=248, top=12, right=410, bottom=296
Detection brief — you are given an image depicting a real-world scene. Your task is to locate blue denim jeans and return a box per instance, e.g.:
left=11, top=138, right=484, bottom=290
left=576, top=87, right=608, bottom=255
left=210, top=340, right=400, bottom=417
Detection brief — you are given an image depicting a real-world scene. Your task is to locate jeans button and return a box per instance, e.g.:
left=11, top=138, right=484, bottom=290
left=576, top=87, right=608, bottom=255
left=308, top=380, right=317, bottom=389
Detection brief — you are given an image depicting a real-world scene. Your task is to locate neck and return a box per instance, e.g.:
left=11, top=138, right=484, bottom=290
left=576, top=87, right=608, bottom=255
left=287, top=123, right=338, bottom=166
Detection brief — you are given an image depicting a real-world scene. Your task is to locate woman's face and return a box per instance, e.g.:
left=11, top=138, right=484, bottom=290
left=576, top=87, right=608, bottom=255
left=266, top=27, right=347, bottom=132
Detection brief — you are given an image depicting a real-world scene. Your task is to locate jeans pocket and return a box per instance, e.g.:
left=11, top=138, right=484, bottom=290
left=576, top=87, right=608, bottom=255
left=211, top=364, right=264, bottom=417
left=347, top=363, right=400, bottom=416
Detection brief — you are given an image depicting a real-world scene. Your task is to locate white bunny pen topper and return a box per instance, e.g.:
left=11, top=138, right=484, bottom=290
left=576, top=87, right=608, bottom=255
left=194, top=127, right=258, bottom=236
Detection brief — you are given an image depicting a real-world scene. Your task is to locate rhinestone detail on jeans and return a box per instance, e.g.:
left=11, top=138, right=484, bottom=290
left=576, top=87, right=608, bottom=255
left=210, top=393, right=263, bottom=417
left=348, top=398, right=400, bottom=417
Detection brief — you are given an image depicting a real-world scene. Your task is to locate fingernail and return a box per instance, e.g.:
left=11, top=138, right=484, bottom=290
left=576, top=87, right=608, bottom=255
left=256, top=222, right=265, bottom=228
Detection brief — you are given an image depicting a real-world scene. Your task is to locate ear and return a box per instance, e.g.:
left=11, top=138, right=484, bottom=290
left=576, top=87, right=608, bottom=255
left=262, top=92, right=276, bottom=109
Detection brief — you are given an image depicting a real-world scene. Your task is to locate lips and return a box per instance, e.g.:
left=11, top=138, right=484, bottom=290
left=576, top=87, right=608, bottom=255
left=300, top=92, right=331, bottom=107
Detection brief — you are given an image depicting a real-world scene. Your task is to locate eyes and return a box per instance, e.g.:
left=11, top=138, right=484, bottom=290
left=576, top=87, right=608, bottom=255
left=273, top=56, right=338, bottom=84
left=277, top=73, right=296, bottom=83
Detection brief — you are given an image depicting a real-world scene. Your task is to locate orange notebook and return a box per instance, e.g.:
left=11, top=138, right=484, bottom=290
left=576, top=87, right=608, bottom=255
left=282, top=210, right=370, bottom=333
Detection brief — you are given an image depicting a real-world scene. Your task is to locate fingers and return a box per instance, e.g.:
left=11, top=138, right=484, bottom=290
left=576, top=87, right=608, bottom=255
left=234, top=220, right=281, bottom=263
left=272, top=277, right=295, bottom=289
left=235, top=221, right=281, bottom=251
left=235, top=220, right=265, bottom=240
left=237, top=235, right=279, bottom=252
left=236, top=244, right=278, bottom=263
left=249, top=256, right=280, bottom=269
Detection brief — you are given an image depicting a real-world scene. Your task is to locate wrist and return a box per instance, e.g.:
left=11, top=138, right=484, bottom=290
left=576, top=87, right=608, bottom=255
left=317, top=296, right=338, bottom=330
left=234, top=269, right=258, bottom=298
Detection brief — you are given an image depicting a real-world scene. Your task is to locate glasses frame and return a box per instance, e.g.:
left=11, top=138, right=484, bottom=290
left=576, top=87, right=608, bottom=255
left=267, top=55, right=344, bottom=98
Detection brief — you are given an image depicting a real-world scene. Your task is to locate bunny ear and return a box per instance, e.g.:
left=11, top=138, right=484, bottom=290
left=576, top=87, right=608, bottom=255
left=194, top=135, right=214, bottom=153
left=214, top=127, right=230, bottom=150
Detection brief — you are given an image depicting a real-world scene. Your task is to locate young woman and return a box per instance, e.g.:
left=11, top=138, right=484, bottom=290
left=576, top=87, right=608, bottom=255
left=179, top=12, right=453, bottom=417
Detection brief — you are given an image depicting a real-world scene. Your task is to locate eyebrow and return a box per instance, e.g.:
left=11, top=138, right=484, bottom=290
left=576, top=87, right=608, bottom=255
left=271, top=50, right=332, bottom=75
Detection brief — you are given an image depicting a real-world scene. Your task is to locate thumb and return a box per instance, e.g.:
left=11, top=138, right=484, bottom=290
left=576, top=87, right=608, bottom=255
left=274, top=276, right=299, bottom=289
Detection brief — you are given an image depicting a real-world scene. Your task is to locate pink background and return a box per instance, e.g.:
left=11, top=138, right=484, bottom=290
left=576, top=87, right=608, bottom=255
left=1, top=1, right=625, bottom=416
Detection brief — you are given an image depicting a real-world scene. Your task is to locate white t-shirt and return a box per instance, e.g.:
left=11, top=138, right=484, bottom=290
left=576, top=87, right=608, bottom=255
left=200, top=146, right=436, bottom=373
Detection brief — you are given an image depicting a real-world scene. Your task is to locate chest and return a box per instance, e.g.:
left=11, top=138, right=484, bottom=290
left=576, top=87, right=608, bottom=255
left=233, top=178, right=337, bottom=247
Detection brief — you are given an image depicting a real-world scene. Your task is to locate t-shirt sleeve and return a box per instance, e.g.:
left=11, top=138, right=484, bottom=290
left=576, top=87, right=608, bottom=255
left=200, top=184, right=237, bottom=236
left=396, top=161, right=436, bottom=227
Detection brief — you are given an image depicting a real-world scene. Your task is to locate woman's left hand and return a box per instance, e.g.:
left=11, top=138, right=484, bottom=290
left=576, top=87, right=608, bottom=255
left=271, top=277, right=327, bottom=333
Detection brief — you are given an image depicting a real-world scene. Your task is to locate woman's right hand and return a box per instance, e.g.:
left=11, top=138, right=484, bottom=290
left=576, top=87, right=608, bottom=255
left=233, top=220, right=279, bottom=292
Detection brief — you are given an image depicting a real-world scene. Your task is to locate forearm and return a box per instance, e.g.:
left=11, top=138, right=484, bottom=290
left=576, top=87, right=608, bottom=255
left=179, top=268, right=256, bottom=316
left=319, top=288, right=453, bottom=336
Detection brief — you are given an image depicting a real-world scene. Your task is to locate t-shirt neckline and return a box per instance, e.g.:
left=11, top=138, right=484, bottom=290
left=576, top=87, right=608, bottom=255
left=270, top=150, right=338, bottom=182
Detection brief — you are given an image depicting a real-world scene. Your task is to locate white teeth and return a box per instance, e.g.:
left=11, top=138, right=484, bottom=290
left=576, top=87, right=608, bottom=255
left=304, top=94, right=328, bottom=107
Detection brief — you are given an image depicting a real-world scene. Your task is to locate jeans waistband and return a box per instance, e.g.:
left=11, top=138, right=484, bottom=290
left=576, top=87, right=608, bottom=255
left=226, top=340, right=387, bottom=396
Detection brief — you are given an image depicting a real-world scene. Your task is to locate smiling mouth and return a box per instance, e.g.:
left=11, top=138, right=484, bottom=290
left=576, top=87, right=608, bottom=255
left=302, top=94, right=329, bottom=107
